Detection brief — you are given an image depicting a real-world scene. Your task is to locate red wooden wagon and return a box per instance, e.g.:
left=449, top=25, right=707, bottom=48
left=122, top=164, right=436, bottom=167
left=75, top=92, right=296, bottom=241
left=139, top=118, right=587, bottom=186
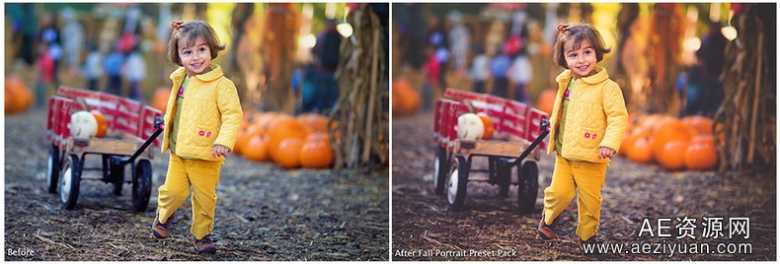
left=46, top=86, right=164, bottom=211
left=432, top=88, right=550, bottom=212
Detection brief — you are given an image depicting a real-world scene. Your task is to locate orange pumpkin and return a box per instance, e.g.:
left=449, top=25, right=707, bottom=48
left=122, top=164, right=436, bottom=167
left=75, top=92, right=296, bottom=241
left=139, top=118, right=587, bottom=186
left=297, top=113, right=329, bottom=133
left=274, top=138, right=304, bottom=168
left=627, top=137, right=653, bottom=163
left=300, top=134, right=334, bottom=168
left=685, top=141, right=717, bottom=170
left=650, top=118, right=692, bottom=161
left=682, top=115, right=714, bottom=135
left=5, top=75, right=33, bottom=114
left=236, top=124, right=265, bottom=154
left=393, top=78, right=420, bottom=115
left=477, top=112, right=494, bottom=139
left=619, top=132, right=637, bottom=156
left=536, top=89, right=556, bottom=114
left=267, top=115, right=308, bottom=162
left=253, top=112, right=280, bottom=134
left=657, top=140, right=688, bottom=170
left=691, top=135, right=714, bottom=146
left=91, top=110, right=108, bottom=137
left=152, top=88, right=170, bottom=112
left=243, top=136, right=270, bottom=161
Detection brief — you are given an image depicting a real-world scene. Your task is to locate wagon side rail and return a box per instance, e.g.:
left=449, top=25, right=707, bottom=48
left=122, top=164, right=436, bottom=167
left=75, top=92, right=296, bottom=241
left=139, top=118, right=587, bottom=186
left=443, top=88, right=527, bottom=140
left=440, top=88, right=549, bottom=156
left=53, top=86, right=163, bottom=147
left=47, top=96, right=86, bottom=148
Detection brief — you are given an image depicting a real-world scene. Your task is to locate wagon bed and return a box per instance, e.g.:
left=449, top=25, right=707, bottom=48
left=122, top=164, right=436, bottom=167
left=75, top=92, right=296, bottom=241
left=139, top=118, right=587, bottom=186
left=431, top=88, right=550, bottom=211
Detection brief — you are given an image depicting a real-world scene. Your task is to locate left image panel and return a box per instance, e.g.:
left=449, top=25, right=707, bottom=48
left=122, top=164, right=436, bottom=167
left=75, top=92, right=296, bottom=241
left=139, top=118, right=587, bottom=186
left=5, top=3, right=389, bottom=261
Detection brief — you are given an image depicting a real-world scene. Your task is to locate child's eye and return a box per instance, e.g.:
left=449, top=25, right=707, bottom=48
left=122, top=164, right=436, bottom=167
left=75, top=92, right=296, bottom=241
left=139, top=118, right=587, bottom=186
left=199, top=47, right=207, bottom=52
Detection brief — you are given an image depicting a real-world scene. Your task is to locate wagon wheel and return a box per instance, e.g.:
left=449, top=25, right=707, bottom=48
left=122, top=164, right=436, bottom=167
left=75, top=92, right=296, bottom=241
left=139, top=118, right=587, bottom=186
left=47, top=144, right=61, bottom=193
left=109, top=157, right=125, bottom=196
left=516, top=160, right=539, bottom=214
left=132, top=159, right=153, bottom=212
left=432, top=146, right=449, bottom=195
left=59, top=154, right=82, bottom=210
left=447, top=155, right=469, bottom=211
left=496, top=158, right=511, bottom=198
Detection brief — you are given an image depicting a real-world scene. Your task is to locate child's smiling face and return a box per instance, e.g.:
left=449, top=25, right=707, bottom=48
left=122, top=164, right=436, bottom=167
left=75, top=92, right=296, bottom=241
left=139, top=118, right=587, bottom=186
left=178, top=36, right=212, bottom=75
left=563, top=39, right=597, bottom=78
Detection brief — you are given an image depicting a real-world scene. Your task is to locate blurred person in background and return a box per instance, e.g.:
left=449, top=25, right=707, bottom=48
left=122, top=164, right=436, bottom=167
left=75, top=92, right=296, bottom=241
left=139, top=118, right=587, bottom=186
left=448, top=11, right=470, bottom=73
left=124, top=47, right=146, bottom=100
left=61, top=8, right=84, bottom=75
left=83, top=42, right=103, bottom=91
left=35, top=43, right=55, bottom=107
left=104, top=44, right=125, bottom=96
left=470, top=45, right=489, bottom=94
left=301, top=19, right=342, bottom=113
left=39, top=13, right=62, bottom=86
left=680, top=22, right=726, bottom=116
left=490, top=43, right=512, bottom=99
left=508, top=47, right=532, bottom=102
left=427, top=15, right=449, bottom=93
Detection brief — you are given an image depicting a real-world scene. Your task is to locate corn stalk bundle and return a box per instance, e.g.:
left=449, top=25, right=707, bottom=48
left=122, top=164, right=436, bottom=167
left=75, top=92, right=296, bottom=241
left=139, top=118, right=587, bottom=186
left=715, top=4, right=776, bottom=172
left=331, top=6, right=389, bottom=169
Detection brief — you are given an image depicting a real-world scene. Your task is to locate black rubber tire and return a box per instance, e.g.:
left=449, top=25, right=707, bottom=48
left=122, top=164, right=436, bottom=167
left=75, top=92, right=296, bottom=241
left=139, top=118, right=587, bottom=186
left=60, top=154, right=82, bottom=210
left=496, top=158, right=511, bottom=198
left=432, top=146, right=449, bottom=195
left=47, top=144, right=60, bottom=194
left=447, top=156, right=469, bottom=211
left=132, top=159, right=153, bottom=212
left=110, top=157, right=125, bottom=196
left=517, top=160, right=539, bottom=214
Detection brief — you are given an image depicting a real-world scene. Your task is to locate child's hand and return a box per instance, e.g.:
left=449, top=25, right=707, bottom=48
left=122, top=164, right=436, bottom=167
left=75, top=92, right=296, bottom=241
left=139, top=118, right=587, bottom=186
left=212, top=144, right=230, bottom=158
left=599, top=147, right=616, bottom=159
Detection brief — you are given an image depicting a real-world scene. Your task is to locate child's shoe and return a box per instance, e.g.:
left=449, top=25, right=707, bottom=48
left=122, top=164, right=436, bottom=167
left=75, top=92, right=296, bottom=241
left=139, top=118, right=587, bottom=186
left=194, top=235, right=217, bottom=254
left=537, top=213, right=558, bottom=240
left=151, top=213, right=174, bottom=239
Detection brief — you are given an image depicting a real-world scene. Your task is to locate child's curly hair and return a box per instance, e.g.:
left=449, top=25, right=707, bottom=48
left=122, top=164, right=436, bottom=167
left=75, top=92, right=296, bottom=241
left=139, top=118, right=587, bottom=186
left=167, top=20, right=225, bottom=66
left=552, top=24, right=611, bottom=69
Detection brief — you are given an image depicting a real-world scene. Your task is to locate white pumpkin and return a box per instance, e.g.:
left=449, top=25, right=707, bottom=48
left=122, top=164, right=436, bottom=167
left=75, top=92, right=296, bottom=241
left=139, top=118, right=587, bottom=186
left=457, top=113, right=484, bottom=141
left=69, top=110, right=97, bottom=141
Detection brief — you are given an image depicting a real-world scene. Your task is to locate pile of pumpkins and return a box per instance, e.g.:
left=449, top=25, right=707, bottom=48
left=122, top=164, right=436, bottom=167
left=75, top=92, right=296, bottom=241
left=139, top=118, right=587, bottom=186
left=235, top=112, right=335, bottom=169
left=5, top=75, right=34, bottom=115
left=619, top=114, right=719, bottom=171
left=392, top=78, right=420, bottom=117
left=68, top=110, right=109, bottom=140
left=456, top=112, right=495, bottom=141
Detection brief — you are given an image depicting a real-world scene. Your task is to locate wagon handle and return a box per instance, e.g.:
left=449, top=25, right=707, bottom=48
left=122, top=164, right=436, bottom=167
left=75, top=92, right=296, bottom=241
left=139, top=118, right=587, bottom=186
left=122, top=116, right=164, bottom=165
left=511, top=117, right=550, bottom=167
left=154, top=115, right=163, bottom=130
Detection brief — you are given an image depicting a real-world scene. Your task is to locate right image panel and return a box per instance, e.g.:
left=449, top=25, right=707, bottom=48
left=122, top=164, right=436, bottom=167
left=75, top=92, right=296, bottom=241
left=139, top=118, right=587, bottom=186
left=391, top=3, right=776, bottom=261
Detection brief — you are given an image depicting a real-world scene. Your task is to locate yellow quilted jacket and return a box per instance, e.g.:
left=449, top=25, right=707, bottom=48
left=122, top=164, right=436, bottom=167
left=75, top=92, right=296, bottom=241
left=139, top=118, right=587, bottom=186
left=161, top=65, right=243, bottom=161
left=546, top=67, right=628, bottom=163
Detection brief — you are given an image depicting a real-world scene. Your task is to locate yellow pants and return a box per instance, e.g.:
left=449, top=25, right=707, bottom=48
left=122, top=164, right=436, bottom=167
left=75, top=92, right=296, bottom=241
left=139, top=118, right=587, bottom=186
left=157, top=153, right=223, bottom=240
left=543, top=155, right=608, bottom=241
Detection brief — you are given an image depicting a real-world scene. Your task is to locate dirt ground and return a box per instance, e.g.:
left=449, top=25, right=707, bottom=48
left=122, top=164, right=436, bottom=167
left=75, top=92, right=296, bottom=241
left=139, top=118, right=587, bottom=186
left=5, top=108, right=389, bottom=261
left=392, top=112, right=775, bottom=261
